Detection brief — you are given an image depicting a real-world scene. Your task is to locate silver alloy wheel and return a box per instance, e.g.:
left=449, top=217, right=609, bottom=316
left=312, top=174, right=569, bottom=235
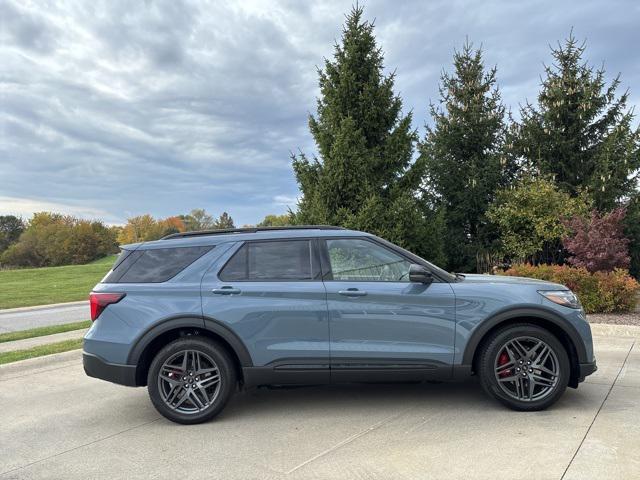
left=158, top=350, right=221, bottom=414
left=494, top=336, right=560, bottom=402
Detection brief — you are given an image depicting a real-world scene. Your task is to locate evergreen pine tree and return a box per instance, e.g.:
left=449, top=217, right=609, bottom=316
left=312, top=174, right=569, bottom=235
left=514, top=32, right=640, bottom=210
left=419, top=41, right=512, bottom=272
left=214, top=212, right=235, bottom=229
left=292, top=6, right=442, bottom=260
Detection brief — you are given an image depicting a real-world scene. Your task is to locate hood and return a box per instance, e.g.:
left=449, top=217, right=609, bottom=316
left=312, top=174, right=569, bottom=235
left=459, top=273, right=566, bottom=289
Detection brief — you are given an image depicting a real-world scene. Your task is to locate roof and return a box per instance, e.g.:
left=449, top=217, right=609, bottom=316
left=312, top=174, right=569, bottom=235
left=161, top=225, right=345, bottom=240
left=124, top=225, right=366, bottom=250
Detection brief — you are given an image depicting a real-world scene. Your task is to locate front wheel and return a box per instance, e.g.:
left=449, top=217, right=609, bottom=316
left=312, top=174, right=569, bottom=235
left=478, top=324, right=570, bottom=411
left=147, top=337, right=236, bottom=424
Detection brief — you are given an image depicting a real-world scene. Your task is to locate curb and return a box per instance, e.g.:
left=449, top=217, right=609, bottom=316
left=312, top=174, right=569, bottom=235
left=0, top=349, right=82, bottom=380
left=0, top=300, right=88, bottom=314
left=590, top=323, right=640, bottom=338
left=0, top=329, right=88, bottom=354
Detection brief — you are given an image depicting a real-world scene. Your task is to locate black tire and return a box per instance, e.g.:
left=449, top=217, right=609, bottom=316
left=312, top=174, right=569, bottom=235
left=147, top=337, right=236, bottom=424
left=478, top=323, right=570, bottom=411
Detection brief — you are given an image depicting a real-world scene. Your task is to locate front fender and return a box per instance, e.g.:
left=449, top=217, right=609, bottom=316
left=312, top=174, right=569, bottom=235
left=460, top=306, right=589, bottom=366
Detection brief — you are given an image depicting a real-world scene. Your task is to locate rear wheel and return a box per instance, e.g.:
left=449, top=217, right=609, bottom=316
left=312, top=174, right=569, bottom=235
left=147, top=337, right=236, bottom=424
left=478, top=324, right=569, bottom=411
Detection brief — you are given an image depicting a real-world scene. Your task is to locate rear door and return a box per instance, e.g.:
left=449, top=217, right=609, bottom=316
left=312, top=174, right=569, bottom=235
left=201, top=238, right=329, bottom=382
left=321, top=237, right=456, bottom=381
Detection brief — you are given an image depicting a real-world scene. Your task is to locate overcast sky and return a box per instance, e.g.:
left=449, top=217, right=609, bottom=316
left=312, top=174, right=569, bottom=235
left=1, top=0, right=639, bottom=226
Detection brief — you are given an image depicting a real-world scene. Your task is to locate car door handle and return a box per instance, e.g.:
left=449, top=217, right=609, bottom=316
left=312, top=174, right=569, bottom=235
left=212, top=286, right=241, bottom=295
left=338, top=289, right=367, bottom=297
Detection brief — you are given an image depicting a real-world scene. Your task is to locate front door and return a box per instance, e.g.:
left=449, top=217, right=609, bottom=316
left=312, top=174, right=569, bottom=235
left=201, top=238, right=329, bottom=383
left=321, top=237, right=456, bottom=381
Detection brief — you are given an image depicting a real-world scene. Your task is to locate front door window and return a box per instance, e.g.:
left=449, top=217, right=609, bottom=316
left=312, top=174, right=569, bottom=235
left=326, top=238, right=411, bottom=282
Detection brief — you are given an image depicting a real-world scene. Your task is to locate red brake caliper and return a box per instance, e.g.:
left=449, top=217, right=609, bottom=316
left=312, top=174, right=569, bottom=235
left=498, top=351, right=511, bottom=378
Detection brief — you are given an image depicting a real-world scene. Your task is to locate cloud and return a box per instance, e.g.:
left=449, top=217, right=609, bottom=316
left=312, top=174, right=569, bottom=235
left=0, top=196, right=120, bottom=224
left=1, top=0, right=638, bottom=226
left=273, top=195, right=299, bottom=206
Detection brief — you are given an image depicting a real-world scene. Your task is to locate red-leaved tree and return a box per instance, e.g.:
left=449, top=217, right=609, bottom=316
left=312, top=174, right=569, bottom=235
left=562, top=208, right=630, bottom=272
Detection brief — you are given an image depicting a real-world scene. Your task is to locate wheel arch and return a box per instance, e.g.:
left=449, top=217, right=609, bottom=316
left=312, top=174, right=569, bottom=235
left=128, top=315, right=253, bottom=386
left=464, top=308, right=586, bottom=388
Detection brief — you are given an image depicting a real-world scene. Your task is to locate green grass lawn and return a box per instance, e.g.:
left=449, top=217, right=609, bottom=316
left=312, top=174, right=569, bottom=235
left=0, top=338, right=83, bottom=364
left=0, top=255, right=116, bottom=309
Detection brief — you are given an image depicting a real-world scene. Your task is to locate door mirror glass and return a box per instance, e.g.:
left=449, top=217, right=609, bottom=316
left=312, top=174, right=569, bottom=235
left=409, top=264, right=433, bottom=284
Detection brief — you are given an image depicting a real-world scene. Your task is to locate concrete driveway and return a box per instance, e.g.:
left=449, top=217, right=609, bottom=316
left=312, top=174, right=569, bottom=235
left=1, top=328, right=638, bottom=480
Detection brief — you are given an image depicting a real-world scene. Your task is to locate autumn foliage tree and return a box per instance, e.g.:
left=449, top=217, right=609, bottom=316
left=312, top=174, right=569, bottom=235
left=562, top=208, right=630, bottom=272
left=118, top=210, right=235, bottom=244
left=486, top=177, right=590, bottom=263
left=180, top=209, right=235, bottom=231
left=257, top=214, right=293, bottom=227
left=117, top=215, right=186, bottom=244
left=0, top=212, right=117, bottom=267
left=180, top=209, right=215, bottom=231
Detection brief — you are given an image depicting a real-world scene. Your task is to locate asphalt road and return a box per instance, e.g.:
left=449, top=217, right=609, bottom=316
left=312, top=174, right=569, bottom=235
left=0, top=302, right=88, bottom=333
left=0, top=330, right=638, bottom=480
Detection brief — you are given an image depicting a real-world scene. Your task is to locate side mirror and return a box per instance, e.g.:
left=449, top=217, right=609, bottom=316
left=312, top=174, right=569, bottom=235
left=409, top=264, right=433, bottom=284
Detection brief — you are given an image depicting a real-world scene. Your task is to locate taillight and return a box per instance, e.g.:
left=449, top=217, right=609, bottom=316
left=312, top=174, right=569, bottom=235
left=89, top=292, right=125, bottom=321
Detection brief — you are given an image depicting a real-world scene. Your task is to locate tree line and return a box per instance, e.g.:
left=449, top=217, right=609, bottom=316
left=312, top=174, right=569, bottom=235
left=290, top=6, right=640, bottom=277
left=0, top=209, right=235, bottom=268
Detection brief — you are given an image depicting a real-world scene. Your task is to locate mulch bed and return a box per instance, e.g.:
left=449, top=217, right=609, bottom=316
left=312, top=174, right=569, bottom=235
left=587, top=313, right=640, bottom=326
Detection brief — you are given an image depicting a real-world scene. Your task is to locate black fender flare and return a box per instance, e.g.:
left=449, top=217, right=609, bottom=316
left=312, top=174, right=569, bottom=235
left=127, top=315, right=253, bottom=367
left=461, top=307, right=588, bottom=366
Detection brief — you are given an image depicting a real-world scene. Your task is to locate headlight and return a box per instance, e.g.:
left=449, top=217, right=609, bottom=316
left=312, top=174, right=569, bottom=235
left=538, top=290, right=581, bottom=309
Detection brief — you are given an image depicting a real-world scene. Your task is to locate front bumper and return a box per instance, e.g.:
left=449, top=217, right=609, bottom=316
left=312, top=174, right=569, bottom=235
left=83, top=352, right=138, bottom=387
left=578, top=360, right=597, bottom=382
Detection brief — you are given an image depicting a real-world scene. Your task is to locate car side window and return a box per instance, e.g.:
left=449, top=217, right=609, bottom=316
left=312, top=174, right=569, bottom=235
left=219, top=240, right=315, bottom=281
left=103, top=246, right=213, bottom=283
left=326, top=238, right=411, bottom=282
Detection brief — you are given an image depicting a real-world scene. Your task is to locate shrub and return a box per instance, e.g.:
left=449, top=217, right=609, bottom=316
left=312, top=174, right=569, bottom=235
left=487, top=177, right=590, bottom=263
left=503, top=264, right=639, bottom=314
left=624, top=196, right=640, bottom=279
left=562, top=208, right=630, bottom=272
left=0, top=215, right=25, bottom=253
left=0, top=212, right=118, bottom=268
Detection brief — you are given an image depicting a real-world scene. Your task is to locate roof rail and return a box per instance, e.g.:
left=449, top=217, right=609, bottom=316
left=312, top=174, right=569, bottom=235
left=161, top=225, right=346, bottom=240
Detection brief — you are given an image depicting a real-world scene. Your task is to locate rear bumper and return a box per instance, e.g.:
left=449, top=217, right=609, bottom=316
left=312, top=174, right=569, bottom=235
left=578, top=360, right=597, bottom=382
left=83, top=352, right=138, bottom=387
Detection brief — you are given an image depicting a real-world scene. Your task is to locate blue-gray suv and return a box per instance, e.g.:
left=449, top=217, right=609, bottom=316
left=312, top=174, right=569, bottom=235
left=83, top=226, right=597, bottom=424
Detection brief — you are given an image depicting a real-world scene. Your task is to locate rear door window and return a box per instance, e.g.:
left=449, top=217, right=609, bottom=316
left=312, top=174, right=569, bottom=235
left=219, top=240, right=317, bottom=281
left=103, top=246, right=213, bottom=283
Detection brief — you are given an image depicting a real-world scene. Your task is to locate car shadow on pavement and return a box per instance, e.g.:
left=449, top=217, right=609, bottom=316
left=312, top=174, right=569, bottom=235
left=217, top=379, right=499, bottom=420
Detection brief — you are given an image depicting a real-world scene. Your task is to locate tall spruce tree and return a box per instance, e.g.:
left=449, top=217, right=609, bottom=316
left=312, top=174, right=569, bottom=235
left=292, top=6, right=442, bottom=260
left=514, top=32, right=640, bottom=210
left=419, top=42, right=512, bottom=272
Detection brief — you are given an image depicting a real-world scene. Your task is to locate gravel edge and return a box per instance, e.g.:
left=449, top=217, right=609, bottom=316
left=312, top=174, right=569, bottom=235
left=587, top=313, right=640, bottom=326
